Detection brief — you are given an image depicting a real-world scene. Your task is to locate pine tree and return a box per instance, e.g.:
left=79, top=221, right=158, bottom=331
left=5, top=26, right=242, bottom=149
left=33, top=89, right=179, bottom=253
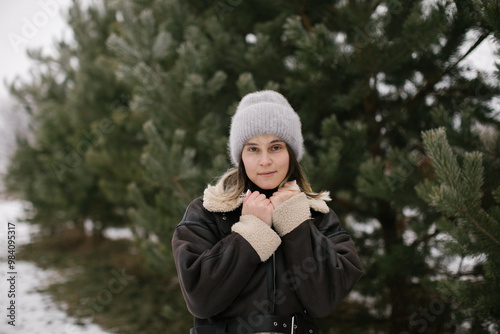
left=5, top=0, right=500, bottom=333
left=416, top=127, right=500, bottom=332
left=106, top=0, right=226, bottom=273
left=5, top=2, right=133, bottom=234
left=106, top=0, right=500, bottom=332
left=414, top=3, right=500, bottom=328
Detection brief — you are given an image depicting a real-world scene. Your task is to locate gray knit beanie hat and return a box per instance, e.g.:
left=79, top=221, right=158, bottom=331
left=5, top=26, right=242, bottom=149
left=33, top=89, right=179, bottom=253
left=229, top=90, right=304, bottom=165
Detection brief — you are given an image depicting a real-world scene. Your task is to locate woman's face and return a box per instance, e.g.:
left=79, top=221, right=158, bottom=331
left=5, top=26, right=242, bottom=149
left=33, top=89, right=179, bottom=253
left=241, top=134, right=290, bottom=190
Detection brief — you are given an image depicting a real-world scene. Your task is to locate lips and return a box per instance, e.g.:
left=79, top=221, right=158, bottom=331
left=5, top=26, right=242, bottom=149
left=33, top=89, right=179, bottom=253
left=258, top=171, right=276, bottom=177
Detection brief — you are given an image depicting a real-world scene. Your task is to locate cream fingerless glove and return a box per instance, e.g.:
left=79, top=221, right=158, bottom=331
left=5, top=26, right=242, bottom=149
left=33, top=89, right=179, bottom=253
left=272, top=192, right=311, bottom=236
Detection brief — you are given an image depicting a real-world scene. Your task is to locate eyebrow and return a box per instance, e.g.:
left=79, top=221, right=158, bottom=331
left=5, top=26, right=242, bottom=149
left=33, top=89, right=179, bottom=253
left=244, top=139, right=285, bottom=146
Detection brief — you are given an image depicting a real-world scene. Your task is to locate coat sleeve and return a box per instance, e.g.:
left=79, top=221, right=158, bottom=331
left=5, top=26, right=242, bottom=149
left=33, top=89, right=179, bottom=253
left=272, top=193, right=364, bottom=318
left=172, top=198, right=281, bottom=319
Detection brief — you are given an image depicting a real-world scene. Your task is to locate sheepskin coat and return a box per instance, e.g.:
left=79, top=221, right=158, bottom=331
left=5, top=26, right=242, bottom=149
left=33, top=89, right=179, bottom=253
left=171, top=180, right=364, bottom=323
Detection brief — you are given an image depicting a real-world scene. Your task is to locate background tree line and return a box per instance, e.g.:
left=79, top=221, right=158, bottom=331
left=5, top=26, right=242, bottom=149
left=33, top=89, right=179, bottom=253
left=4, top=0, right=500, bottom=333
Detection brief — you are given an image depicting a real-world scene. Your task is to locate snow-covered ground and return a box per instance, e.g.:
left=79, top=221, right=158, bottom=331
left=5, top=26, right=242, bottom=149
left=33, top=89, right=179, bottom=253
left=0, top=200, right=112, bottom=334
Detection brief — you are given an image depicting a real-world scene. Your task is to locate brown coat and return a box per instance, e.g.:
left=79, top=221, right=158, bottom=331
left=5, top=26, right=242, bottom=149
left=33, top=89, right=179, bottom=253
left=172, top=180, right=363, bottom=323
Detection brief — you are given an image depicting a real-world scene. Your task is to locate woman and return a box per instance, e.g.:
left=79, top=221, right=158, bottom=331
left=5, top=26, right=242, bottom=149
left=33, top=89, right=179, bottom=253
left=172, top=90, right=363, bottom=334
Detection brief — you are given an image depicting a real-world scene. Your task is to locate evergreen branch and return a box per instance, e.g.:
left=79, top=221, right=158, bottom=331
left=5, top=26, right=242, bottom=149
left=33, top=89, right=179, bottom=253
left=446, top=201, right=500, bottom=248
left=370, top=1, right=383, bottom=11
left=299, top=0, right=312, bottom=32
left=411, top=228, right=440, bottom=248
left=171, top=176, right=192, bottom=203
left=421, top=128, right=500, bottom=247
left=378, top=38, right=420, bottom=76
left=422, top=128, right=463, bottom=194
left=406, top=32, right=490, bottom=106
left=493, top=186, right=500, bottom=204
left=158, top=98, right=188, bottom=128
left=330, top=197, right=374, bottom=218
left=443, top=32, right=489, bottom=74
left=450, top=269, right=485, bottom=279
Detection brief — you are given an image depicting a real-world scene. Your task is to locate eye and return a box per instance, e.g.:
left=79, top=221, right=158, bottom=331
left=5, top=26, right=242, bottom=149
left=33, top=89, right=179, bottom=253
left=270, top=144, right=283, bottom=151
left=247, top=146, right=259, bottom=152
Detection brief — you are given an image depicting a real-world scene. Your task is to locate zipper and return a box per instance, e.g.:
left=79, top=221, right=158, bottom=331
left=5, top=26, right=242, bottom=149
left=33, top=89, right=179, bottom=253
left=266, top=252, right=276, bottom=314
left=273, top=252, right=276, bottom=310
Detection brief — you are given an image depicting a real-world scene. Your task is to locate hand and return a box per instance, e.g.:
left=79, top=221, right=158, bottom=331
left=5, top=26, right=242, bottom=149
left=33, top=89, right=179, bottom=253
left=270, top=180, right=301, bottom=209
left=242, top=190, right=274, bottom=227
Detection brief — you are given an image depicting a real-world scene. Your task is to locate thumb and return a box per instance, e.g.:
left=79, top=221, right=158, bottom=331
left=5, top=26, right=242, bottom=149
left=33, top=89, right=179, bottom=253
left=243, top=189, right=251, bottom=203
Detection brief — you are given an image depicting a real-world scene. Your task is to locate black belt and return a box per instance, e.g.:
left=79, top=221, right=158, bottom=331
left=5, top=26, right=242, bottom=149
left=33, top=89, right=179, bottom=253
left=190, top=313, right=319, bottom=334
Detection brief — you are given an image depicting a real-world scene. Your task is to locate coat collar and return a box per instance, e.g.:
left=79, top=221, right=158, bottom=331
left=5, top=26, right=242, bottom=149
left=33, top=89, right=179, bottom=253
left=202, top=179, right=331, bottom=214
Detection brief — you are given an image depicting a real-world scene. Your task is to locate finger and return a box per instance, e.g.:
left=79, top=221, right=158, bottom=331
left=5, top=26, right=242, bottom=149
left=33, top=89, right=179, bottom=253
left=270, top=191, right=282, bottom=200
left=246, top=190, right=260, bottom=201
left=257, top=193, right=268, bottom=202
left=246, top=192, right=268, bottom=208
left=281, top=180, right=300, bottom=191
left=269, top=194, right=281, bottom=206
left=243, top=189, right=251, bottom=204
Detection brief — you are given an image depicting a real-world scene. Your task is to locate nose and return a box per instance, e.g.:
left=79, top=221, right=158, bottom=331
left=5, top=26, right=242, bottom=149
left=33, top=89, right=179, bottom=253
left=259, top=152, right=272, bottom=166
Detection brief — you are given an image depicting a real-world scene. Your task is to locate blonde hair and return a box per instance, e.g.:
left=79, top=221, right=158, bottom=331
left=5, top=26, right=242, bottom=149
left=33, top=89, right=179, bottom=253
left=217, top=145, right=330, bottom=202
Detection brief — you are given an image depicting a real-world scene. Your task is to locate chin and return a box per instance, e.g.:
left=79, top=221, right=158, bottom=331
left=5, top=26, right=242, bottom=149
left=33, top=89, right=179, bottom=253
left=257, top=182, right=280, bottom=190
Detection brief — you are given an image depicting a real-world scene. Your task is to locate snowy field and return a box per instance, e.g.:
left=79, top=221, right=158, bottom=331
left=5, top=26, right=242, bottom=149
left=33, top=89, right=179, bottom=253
left=0, top=200, right=111, bottom=334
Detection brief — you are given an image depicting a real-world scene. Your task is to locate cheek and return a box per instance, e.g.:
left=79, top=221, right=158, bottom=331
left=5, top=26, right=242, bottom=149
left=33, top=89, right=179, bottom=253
left=241, top=155, right=255, bottom=173
left=279, top=155, right=290, bottom=173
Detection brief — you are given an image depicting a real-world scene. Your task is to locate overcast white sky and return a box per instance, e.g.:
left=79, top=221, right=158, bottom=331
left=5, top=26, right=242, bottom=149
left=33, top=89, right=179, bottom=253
left=0, top=0, right=74, bottom=181
left=0, top=0, right=75, bottom=100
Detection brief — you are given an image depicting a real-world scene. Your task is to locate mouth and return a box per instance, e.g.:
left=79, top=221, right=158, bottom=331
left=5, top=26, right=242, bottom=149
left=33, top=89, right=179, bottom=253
left=258, top=171, right=277, bottom=177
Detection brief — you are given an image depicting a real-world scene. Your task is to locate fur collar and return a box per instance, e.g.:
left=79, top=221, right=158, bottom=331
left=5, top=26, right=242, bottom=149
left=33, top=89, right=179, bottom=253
left=202, top=180, right=331, bottom=214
